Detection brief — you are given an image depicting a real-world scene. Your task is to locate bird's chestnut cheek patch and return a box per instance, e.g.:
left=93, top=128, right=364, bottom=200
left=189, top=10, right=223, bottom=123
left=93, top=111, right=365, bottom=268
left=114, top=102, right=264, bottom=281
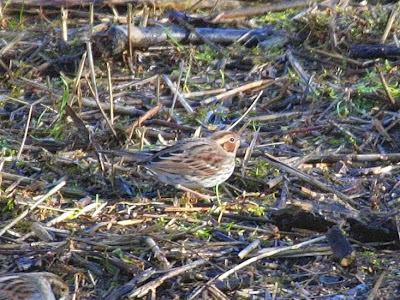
left=223, top=141, right=237, bottom=153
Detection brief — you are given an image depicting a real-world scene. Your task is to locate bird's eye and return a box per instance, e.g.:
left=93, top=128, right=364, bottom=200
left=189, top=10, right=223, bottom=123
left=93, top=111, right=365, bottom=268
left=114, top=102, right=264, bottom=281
left=229, top=137, right=235, bottom=143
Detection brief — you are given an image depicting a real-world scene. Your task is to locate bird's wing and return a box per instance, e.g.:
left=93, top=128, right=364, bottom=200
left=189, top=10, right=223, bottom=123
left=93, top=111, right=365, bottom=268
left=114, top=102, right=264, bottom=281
left=143, top=139, right=225, bottom=176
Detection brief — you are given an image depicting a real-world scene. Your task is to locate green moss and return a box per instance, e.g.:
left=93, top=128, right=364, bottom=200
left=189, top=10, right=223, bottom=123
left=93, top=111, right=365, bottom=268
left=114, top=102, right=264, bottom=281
left=0, top=197, right=15, bottom=212
left=194, top=45, right=218, bottom=63
left=251, top=46, right=262, bottom=56
left=248, top=161, right=272, bottom=178
left=351, top=97, right=378, bottom=116
left=154, top=217, right=169, bottom=228
left=359, top=250, right=381, bottom=267
left=259, top=8, right=300, bottom=29
left=195, top=228, right=212, bottom=239
left=10, top=85, right=24, bottom=98
left=353, top=71, right=380, bottom=95
left=220, top=222, right=235, bottom=231
left=1, top=141, right=17, bottom=156
left=328, top=138, right=345, bottom=146
left=14, top=221, right=32, bottom=233
left=248, top=205, right=266, bottom=216
left=181, top=104, right=220, bottom=125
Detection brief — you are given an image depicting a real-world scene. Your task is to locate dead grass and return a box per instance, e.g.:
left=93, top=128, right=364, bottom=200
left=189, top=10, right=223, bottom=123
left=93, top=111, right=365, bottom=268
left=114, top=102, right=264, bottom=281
left=0, top=1, right=399, bottom=299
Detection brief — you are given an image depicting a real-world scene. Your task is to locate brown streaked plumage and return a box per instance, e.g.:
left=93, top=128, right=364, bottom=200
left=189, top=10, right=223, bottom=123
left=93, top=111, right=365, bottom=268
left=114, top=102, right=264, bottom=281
left=0, top=272, right=69, bottom=300
left=138, top=131, right=240, bottom=190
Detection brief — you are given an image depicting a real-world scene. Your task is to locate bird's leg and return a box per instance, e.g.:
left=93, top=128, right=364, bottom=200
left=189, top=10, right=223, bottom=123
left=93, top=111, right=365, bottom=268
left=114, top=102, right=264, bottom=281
left=215, top=183, right=221, bottom=206
left=175, top=184, right=215, bottom=200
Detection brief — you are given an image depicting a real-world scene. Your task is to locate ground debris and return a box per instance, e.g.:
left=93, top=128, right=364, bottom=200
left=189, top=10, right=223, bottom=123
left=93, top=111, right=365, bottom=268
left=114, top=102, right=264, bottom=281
left=0, top=1, right=399, bottom=299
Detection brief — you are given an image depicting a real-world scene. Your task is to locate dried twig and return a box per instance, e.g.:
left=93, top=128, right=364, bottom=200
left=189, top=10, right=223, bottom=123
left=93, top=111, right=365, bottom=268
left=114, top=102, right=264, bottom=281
left=0, top=179, right=67, bottom=237
left=200, top=79, right=273, bottom=106
left=377, top=67, right=395, bottom=105
left=162, top=74, right=194, bottom=114
left=128, top=259, right=207, bottom=298
left=367, top=271, right=387, bottom=300
left=145, top=236, right=171, bottom=269
left=302, top=153, right=400, bottom=163
left=381, top=3, right=399, bottom=44
left=238, top=239, right=260, bottom=259
left=261, top=154, right=358, bottom=207
left=127, top=103, right=163, bottom=140
left=218, top=236, right=326, bottom=280
left=213, top=0, right=318, bottom=20
left=86, top=41, right=117, bottom=137
left=227, top=91, right=263, bottom=131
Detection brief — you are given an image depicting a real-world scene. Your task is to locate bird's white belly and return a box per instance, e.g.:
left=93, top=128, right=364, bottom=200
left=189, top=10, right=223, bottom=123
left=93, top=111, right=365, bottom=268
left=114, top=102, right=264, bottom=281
left=152, top=163, right=235, bottom=189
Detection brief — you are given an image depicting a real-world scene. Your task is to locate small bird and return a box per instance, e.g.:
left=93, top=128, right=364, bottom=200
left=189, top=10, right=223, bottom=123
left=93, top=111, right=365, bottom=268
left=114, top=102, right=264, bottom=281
left=102, top=131, right=241, bottom=198
left=0, top=272, right=69, bottom=300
